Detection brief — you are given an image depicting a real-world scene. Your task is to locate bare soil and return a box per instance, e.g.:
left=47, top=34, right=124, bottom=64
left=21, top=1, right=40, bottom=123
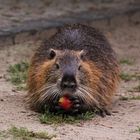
left=0, top=21, right=140, bottom=140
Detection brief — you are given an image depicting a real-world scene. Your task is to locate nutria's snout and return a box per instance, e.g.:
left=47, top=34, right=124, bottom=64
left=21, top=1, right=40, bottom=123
left=60, top=72, right=77, bottom=92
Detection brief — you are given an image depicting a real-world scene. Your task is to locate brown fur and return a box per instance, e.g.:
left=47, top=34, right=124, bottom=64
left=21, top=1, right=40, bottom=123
left=26, top=24, right=120, bottom=113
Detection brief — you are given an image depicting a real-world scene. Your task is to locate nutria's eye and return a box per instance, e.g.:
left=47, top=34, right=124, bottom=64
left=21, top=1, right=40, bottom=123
left=55, top=63, right=60, bottom=69
left=79, top=50, right=86, bottom=60
left=78, top=65, right=82, bottom=70
left=48, top=49, right=56, bottom=59
left=80, top=54, right=84, bottom=60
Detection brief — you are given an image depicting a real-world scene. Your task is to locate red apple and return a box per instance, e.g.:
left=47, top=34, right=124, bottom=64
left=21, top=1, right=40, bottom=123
left=58, top=96, right=72, bottom=110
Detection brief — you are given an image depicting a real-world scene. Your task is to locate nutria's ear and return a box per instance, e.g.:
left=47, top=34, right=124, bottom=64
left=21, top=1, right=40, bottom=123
left=79, top=50, right=86, bottom=60
left=48, top=49, right=56, bottom=59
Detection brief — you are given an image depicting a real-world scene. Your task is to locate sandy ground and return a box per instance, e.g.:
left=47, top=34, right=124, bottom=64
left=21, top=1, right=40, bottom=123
left=0, top=21, right=140, bottom=140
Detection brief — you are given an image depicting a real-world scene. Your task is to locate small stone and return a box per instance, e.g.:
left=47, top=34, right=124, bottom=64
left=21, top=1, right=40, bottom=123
left=0, top=99, right=4, bottom=101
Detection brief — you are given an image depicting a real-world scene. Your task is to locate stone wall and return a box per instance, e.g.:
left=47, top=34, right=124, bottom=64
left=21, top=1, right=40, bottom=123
left=0, top=0, right=139, bottom=46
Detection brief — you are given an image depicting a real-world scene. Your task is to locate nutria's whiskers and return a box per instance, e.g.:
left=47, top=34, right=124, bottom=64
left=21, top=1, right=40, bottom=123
left=27, top=83, right=60, bottom=110
left=77, top=85, right=100, bottom=108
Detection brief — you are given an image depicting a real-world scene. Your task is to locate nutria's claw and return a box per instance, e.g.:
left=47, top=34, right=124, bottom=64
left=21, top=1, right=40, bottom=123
left=69, top=96, right=78, bottom=101
left=74, top=104, right=80, bottom=108
left=72, top=104, right=80, bottom=112
left=97, top=109, right=111, bottom=117
left=73, top=99, right=80, bottom=104
left=72, top=109, right=79, bottom=113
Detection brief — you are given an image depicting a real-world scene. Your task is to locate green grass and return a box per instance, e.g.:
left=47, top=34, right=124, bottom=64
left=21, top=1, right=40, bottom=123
left=128, top=85, right=140, bottom=92
left=7, top=61, right=29, bottom=90
left=132, top=84, right=140, bottom=92
left=0, top=126, right=56, bottom=140
left=120, top=73, right=133, bottom=82
left=0, top=131, right=9, bottom=139
left=120, top=96, right=140, bottom=101
left=40, top=110, right=96, bottom=125
left=131, top=96, right=140, bottom=100
left=137, top=127, right=140, bottom=132
left=120, top=72, right=140, bottom=82
left=134, top=126, right=140, bottom=133
left=119, top=58, right=135, bottom=65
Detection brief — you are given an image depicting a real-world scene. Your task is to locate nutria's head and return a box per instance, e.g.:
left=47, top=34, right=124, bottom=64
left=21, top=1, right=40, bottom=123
left=48, top=48, right=86, bottom=91
left=30, top=48, right=102, bottom=111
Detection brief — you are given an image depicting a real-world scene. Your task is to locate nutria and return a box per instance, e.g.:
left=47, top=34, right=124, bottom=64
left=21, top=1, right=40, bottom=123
left=26, top=24, right=120, bottom=116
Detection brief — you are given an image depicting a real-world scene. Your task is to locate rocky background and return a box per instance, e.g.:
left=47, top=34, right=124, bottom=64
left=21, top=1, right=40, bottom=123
left=0, top=0, right=139, bottom=46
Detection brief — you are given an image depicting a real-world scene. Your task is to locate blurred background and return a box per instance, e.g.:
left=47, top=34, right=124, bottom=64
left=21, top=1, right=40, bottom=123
left=0, top=1, right=140, bottom=140
left=0, top=0, right=140, bottom=45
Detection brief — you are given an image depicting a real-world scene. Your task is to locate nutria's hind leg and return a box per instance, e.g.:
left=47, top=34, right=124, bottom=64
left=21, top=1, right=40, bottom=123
left=97, top=108, right=111, bottom=117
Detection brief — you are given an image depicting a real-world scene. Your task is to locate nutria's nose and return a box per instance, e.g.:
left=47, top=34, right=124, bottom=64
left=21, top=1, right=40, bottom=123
left=61, top=73, right=77, bottom=91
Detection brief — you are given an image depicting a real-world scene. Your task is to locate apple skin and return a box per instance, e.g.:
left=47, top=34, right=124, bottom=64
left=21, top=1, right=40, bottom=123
left=58, top=96, right=72, bottom=110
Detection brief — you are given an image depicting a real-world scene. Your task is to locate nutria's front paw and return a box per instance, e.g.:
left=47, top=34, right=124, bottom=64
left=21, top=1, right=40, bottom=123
left=49, top=99, right=61, bottom=113
left=49, top=96, right=82, bottom=115
left=68, top=96, right=81, bottom=114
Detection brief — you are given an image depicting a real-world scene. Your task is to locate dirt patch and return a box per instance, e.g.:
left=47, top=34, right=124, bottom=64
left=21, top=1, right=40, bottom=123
left=0, top=21, right=140, bottom=140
